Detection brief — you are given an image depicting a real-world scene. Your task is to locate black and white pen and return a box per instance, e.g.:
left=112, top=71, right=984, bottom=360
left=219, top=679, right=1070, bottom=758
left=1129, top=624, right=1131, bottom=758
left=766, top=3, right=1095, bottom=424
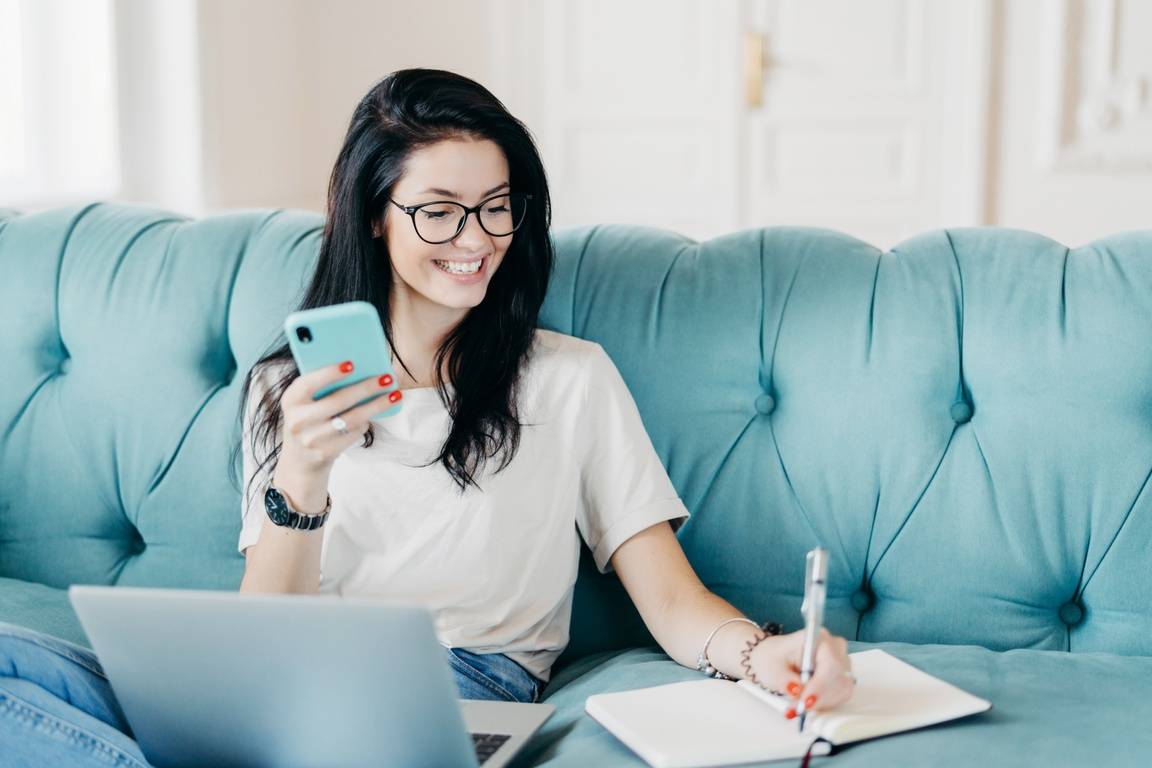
left=796, top=547, right=828, bottom=733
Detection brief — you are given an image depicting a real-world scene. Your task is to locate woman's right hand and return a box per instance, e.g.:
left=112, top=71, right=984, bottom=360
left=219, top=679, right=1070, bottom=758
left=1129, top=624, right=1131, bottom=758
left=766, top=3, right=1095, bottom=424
left=277, top=361, right=403, bottom=476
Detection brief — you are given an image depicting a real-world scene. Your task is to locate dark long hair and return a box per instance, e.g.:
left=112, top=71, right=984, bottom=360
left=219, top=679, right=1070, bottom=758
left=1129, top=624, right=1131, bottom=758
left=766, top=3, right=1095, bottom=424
left=231, top=69, right=553, bottom=503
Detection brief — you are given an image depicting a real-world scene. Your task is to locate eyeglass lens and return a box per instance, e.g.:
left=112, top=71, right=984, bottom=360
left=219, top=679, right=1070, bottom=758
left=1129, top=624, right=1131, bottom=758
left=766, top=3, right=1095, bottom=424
left=414, top=195, right=527, bottom=243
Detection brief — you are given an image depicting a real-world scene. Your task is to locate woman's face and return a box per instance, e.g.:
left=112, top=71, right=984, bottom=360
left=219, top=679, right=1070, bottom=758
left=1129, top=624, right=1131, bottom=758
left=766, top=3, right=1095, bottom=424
left=383, top=137, right=514, bottom=317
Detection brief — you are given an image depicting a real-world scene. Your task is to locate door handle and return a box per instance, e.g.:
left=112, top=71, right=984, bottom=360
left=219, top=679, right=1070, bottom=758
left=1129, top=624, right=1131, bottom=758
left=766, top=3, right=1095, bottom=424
left=744, top=30, right=768, bottom=109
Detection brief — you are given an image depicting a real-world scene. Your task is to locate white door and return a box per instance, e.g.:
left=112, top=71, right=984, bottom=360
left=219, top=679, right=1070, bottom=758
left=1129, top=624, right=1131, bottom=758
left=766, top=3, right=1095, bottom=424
left=742, top=0, right=991, bottom=247
left=490, top=0, right=991, bottom=249
left=491, top=0, right=745, bottom=241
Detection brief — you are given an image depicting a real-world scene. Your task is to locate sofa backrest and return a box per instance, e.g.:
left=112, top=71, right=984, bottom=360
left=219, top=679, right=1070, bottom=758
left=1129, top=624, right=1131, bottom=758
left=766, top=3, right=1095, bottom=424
left=546, top=223, right=1152, bottom=664
left=2, top=204, right=1149, bottom=666
left=1, top=204, right=321, bottom=591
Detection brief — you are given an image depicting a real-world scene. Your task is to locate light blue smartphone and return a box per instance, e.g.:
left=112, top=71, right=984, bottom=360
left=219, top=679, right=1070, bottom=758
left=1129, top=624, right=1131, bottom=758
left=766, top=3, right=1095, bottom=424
left=283, top=301, right=402, bottom=418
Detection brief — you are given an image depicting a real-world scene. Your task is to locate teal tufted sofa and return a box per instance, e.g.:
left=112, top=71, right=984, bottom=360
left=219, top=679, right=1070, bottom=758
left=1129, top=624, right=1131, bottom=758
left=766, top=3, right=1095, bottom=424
left=2, top=203, right=1151, bottom=766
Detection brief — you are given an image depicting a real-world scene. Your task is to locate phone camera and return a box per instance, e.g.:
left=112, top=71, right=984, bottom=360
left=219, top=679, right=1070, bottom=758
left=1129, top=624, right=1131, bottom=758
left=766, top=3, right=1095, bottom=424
left=295, top=326, right=313, bottom=344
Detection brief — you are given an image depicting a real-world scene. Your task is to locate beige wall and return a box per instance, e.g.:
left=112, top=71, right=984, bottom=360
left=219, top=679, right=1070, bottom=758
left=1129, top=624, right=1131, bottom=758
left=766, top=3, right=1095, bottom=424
left=195, top=0, right=493, bottom=214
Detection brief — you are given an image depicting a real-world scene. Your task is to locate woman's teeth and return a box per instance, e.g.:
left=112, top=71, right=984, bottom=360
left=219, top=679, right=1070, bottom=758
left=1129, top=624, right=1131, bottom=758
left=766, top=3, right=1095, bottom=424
left=433, top=259, right=482, bottom=275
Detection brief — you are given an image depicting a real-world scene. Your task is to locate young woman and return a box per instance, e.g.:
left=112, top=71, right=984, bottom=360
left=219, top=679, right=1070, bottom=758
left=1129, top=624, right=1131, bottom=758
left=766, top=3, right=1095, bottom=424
left=0, top=69, right=853, bottom=765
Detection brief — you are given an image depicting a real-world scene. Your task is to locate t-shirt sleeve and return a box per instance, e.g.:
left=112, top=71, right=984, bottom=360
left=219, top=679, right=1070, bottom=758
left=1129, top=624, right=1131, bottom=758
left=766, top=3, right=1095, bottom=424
left=238, top=364, right=279, bottom=555
left=575, top=343, right=690, bottom=575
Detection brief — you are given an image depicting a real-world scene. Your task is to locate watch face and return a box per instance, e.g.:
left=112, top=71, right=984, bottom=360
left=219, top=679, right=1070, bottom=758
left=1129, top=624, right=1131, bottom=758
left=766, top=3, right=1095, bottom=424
left=264, top=487, right=291, bottom=526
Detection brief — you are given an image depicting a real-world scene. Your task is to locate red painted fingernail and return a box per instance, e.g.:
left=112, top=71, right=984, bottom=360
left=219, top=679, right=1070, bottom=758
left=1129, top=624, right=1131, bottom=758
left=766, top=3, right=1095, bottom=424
left=805, top=695, right=817, bottom=709
left=379, top=374, right=393, bottom=387
left=388, top=390, right=402, bottom=403
left=339, top=361, right=354, bottom=374
left=786, top=681, right=803, bottom=697
left=785, top=709, right=797, bottom=720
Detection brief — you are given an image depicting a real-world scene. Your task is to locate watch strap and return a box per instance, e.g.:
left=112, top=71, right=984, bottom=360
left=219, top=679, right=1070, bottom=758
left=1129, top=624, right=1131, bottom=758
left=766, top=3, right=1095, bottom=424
left=264, top=485, right=331, bottom=530
left=284, top=507, right=328, bottom=530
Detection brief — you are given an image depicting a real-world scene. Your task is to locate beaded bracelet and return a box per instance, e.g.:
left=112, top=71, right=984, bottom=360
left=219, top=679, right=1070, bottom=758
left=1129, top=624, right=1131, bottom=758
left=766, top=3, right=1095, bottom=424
left=696, top=617, right=783, bottom=681
left=739, top=621, right=784, bottom=689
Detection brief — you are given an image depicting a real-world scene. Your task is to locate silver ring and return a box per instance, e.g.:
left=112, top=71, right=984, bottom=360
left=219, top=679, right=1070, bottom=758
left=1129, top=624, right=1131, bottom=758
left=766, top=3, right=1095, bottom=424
left=329, top=416, right=349, bottom=435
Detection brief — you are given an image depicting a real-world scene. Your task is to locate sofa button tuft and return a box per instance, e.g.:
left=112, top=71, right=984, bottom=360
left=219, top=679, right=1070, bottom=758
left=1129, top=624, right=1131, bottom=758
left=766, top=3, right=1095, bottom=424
left=850, top=588, right=874, bottom=613
left=1058, top=602, right=1084, bottom=626
left=755, top=393, right=775, bottom=415
left=950, top=400, right=973, bottom=423
left=126, top=529, right=146, bottom=556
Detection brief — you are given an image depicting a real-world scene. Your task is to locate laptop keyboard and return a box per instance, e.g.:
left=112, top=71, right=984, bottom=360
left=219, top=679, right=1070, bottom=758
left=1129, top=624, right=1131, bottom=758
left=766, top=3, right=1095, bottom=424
left=472, top=732, right=511, bottom=764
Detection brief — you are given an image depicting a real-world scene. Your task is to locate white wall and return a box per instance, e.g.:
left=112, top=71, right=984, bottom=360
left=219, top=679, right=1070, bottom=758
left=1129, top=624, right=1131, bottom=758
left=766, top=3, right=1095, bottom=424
left=114, top=0, right=203, bottom=214
left=489, top=0, right=1152, bottom=248
left=9, top=0, right=1152, bottom=245
left=0, top=0, right=120, bottom=207
left=990, top=0, right=1152, bottom=245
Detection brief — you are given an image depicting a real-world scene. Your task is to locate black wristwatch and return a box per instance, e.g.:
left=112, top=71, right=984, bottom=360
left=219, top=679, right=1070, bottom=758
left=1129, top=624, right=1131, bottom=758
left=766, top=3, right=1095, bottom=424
left=264, top=486, right=331, bottom=530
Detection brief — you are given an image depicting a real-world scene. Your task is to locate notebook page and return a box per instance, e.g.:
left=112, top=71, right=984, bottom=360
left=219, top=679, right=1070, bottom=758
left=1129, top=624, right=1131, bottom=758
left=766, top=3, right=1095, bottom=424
left=586, top=678, right=830, bottom=768
left=737, top=649, right=991, bottom=746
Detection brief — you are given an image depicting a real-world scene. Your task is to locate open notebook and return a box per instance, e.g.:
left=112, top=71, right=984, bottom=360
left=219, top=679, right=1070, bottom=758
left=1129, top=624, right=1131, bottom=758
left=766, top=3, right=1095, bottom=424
left=585, top=649, right=991, bottom=768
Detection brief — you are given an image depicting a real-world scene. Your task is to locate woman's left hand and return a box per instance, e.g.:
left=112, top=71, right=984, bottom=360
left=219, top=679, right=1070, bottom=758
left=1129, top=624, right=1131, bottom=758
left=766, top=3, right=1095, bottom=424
left=745, top=628, right=855, bottom=715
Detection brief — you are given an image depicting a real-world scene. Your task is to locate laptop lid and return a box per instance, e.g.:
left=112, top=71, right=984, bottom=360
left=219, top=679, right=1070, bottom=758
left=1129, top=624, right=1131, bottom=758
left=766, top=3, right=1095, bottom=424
left=69, top=586, right=482, bottom=768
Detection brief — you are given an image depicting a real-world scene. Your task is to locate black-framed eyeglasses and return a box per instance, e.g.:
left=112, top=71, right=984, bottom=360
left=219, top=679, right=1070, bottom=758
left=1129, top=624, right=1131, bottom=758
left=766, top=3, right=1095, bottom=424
left=389, top=192, right=533, bottom=245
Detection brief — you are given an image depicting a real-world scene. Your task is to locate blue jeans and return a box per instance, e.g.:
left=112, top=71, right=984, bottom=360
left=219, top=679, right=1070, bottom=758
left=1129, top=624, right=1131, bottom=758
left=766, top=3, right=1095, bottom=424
left=0, top=621, right=543, bottom=767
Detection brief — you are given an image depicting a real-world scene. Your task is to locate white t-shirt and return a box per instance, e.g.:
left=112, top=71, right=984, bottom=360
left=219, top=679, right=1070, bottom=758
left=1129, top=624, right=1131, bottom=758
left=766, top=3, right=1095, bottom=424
left=238, top=329, right=689, bottom=682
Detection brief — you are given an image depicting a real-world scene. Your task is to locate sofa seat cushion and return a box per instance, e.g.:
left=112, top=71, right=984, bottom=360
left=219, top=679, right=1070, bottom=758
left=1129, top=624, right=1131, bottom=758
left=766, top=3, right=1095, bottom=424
left=524, top=642, right=1152, bottom=766
left=0, top=578, right=87, bottom=648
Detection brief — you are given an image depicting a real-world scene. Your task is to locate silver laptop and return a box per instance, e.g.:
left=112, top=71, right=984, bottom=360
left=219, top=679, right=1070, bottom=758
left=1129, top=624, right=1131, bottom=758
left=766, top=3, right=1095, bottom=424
left=69, top=586, right=554, bottom=768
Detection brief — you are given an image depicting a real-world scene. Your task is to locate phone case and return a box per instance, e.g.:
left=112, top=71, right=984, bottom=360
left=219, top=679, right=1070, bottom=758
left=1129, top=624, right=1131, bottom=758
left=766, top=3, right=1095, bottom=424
left=283, top=301, right=401, bottom=418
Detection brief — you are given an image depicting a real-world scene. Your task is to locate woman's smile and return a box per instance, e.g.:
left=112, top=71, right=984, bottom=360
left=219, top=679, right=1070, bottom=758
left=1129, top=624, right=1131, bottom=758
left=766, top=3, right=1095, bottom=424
left=431, top=255, right=487, bottom=282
